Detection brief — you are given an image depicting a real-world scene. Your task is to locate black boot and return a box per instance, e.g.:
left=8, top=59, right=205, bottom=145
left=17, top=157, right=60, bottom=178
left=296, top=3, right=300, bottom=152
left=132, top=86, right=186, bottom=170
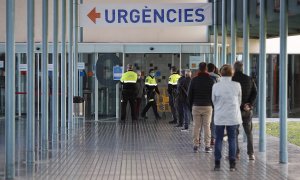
left=169, top=120, right=177, bottom=124
left=214, top=160, right=220, bottom=171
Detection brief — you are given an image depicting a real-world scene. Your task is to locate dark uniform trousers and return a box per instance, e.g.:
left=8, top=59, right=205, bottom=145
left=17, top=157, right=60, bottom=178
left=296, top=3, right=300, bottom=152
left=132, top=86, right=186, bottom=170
left=121, top=90, right=137, bottom=121
left=169, top=91, right=178, bottom=122
left=141, top=91, right=160, bottom=119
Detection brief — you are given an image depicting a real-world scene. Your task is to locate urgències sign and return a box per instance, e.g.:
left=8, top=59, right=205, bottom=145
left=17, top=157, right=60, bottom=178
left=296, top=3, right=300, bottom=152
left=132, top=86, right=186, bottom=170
left=79, top=3, right=212, bottom=27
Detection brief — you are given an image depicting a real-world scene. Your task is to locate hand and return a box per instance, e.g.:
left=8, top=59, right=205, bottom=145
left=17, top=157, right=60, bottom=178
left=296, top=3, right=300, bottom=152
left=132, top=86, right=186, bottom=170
left=144, top=95, right=147, bottom=99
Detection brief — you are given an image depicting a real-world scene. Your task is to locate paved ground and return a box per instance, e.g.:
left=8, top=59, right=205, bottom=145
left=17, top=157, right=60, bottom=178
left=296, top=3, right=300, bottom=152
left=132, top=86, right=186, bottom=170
left=0, top=117, right=299, bottom=180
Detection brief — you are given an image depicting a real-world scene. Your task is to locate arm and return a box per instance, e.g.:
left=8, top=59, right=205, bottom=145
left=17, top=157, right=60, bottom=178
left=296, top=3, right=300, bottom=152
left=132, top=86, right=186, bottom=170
left=211, top=85, right=215, bottom=106
left=248, top=79, right=258, bottom=105
left=187, top=80, right=193, bottom=108
left=155, top=86, right=160, bottom=95
left=238, top=84, right=242, bottom=106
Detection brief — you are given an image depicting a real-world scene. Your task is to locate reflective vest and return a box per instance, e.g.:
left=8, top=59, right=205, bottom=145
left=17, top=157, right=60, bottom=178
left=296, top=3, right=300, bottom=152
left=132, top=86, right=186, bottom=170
left=168, top=73, right=181, bottom=85
left=120, top=70, right=138, bottom=84
left=145, top=76, right=157, bottom=86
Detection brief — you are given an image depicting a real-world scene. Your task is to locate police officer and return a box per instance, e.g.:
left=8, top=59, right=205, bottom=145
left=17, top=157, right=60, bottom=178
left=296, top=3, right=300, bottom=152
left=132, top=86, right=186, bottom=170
left=168, top=66, right=181, bottom=124
left=141, top=69, right=161, bottom=120
left=120, top=64, right=138, bottom=122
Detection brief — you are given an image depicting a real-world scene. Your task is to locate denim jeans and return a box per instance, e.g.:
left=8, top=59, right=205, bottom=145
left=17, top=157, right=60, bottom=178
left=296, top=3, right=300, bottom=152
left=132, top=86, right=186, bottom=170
left=214, top=125, right=238, bottom=161
left=169, top=94, right=177, bottom=121
left=183, top=104, right=191, bottom=129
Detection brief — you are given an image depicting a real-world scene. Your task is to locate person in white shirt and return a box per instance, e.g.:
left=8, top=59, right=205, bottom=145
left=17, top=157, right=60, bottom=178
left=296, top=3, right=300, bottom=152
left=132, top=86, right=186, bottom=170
left=212, top=64, right=242, bottom=172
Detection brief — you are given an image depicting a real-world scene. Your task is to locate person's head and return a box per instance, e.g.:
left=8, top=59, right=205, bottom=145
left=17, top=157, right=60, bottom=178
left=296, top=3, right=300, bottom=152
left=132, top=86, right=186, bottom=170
left=207, top=63, right=216, bottom=73
left=234, top=61, right=244, bottom=73
left=127, top=64, right=133, bottom=71
left=220, top=64, right=233, bottom=77
left=199, top=62, right=207, bottom=73
left=180, top=69, right=185, bottom=76
left=149, top=69, right=155, bottom=77
left=171, top=66, right=177, bottom=74
left=185, top=69, right=192, bottom=77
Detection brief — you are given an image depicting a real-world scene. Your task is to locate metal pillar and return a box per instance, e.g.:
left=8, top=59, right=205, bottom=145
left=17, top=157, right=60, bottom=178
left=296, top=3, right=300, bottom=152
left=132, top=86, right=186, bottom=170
left=41, top=0, right=49, bottom=151
left=214, top=0, right=219, bottom=67
left=259, top=0, right=267, bottom=152
left=17, top=54, right=21, bottom=116
left=68, top=0, right=74, bottom=128
left=243, top=0, right=250, bottom=75
left=37, top=54, right=39, bottom=121
left=221, top=0, right=227, bottom=65
left=95, top=53, right=98, bottom=121
left=230, top=0, right=236, bottom=65
left=74, top=0, right=79, bottom=96
left=26, top=0, right=35, bottom=164
left=61, top=0, right=67, bottom=135
left=279, top=0, right=288, bottom=164
left=52, top=0, right=59, bottom=141
left=5, top=0, right=16, bottom=178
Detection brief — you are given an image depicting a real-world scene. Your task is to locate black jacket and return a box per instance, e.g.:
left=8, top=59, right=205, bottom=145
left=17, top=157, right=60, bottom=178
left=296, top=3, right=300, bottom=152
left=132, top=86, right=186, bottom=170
left=188, top=72, right=214, bottom=107
left=177, top=76, right=191, bottom=104
left=232, top=71, right=257, bottom=107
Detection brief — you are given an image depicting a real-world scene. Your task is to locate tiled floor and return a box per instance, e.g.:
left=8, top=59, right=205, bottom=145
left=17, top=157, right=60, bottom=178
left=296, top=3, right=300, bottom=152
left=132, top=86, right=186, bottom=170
left=0, top=117, right=298, bottom=179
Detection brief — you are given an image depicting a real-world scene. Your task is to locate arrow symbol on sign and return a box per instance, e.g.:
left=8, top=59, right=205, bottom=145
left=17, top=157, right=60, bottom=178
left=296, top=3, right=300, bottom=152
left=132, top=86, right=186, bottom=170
left=87, top=7, right=101, bottom=24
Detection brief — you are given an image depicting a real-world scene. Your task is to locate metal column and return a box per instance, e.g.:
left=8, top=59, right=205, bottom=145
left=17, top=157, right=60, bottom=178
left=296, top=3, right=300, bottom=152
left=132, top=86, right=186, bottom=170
left=61, top=0, right=67, bottom=135
left=26, top=0, right=35, bottom=164
left=68, top=0, right=74, bottom=128
left=214, top=0, right=219, bottom=67
left=95, top=53, right=98, bottom=121
left=41, top=0, right=49, bottom=151
left=221, top=0, right=227, bottom=66
left=52, top=0, right=59, bottom=141
left=74, top=0, right=79, bottom=96
left=243, top=0, right=250, bottom=75
left=17, top=54, right=21, bottom=116
left=259, top=0, right=267, bottom=152
left=5, top=0, right=16, bottom=178
left=230, top=0, right=236, bottom=65
left=279, top=0, right=288, bottom=164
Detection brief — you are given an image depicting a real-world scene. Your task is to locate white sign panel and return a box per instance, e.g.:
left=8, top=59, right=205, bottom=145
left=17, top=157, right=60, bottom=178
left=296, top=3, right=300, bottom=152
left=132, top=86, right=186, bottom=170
left=80, top=3, right=212, bottom=27
left=77, top=62, right=85, bottom=70
left=189, top=56, right=203, bottom=69
left=19, top=64, right=28, bottom=71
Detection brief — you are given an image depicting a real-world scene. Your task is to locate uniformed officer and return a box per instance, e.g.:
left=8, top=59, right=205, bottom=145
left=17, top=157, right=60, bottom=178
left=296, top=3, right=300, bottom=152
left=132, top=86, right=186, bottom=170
left=168, top=66, right=181, bottom=124
left=120, top=64, right=138, bottom=122
left=141, top=69, right=161, bottom=120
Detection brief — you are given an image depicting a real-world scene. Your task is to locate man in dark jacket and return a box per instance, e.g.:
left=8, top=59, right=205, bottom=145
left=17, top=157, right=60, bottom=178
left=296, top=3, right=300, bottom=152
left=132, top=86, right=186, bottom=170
left=188, top=62, right=215, bottom=153
left=178, top=69, right=192, bottom=131
left=232, top=61, right=257, bottom=160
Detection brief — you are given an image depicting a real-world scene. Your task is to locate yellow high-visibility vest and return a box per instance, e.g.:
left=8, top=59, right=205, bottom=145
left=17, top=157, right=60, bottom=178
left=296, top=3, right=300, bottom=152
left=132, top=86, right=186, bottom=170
left=120, top=71, right=137, bottom=83
left=168, top=73, right=181, bottom=85
left=145, top=76, right=157, bottom=86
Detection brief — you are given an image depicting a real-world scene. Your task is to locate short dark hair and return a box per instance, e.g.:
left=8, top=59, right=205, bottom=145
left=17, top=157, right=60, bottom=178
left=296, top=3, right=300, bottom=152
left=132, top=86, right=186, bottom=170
left=234, top=61, right=244, bottom=73
left=207, top=63, right=216, bottom=72
left=199, top=62, right=207, bottom=72
left=220, top=64, right=233, bottom=77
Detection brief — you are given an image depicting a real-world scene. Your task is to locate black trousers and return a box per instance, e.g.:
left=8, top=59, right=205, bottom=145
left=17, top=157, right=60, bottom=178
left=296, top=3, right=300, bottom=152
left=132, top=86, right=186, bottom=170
left=236, top=110, right=254, bottom=155
left=121, top=92, right=137, bottom=121
left=169, top=94, right=178, bottom=121
left=141, top=99, right=160, bottom=118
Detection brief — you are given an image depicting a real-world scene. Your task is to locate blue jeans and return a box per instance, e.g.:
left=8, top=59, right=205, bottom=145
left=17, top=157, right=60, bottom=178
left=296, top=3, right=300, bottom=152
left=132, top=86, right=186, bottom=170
left=214, top=125, right=238, bottom=161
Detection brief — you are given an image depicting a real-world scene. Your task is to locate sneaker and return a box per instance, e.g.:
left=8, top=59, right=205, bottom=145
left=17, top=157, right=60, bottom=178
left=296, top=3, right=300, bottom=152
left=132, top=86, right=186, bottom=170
left=181, top=128, right=188, bottom=132
left=230, top=167, right=236, bottom=171
left=223, top=135, right=228, bottom=141
left=249, top=154, right=255, bottom=160
left=169, top=120, right=177, bottom=124
left=229, top=160, right=236, bottom=171
left=193, top=146, right=198, bottom=153
left=205, top=147, right=213, bottom=153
